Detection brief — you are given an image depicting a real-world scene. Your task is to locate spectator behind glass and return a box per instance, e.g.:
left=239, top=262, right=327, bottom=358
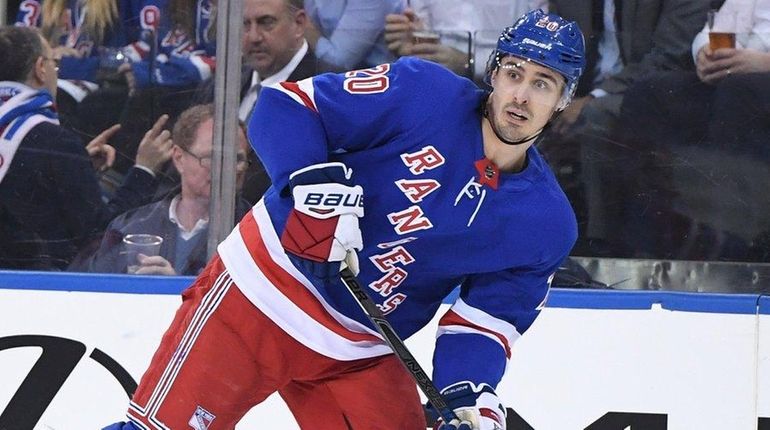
left=83, top=104, right=252, bottom=275
left=119, top=0, right=216, bottom=93
left=194, top=0, right=332, bottom=204
left=384, top=0, right=547, bottom=83
left=0, top=26, right=172, bottom=271
left=195, top=0, right=325, bottom=119
left=537, top=0, right=710, bottom=258
left=304, top=0, right=404, bottom=71
left=14, top=0, right=150, bottom=132
left=106, top=0, right=217, bottom=179
left=614, top=0, right=770, bottom=261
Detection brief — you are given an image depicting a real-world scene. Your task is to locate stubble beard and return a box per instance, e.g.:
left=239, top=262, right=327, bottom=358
left=486, top=98, right=528, bottom=145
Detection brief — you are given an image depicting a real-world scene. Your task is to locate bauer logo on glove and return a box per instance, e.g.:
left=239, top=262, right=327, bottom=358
left=281, top=163, right=365, bottom=277
left=295, top=184, right=364, bottom=218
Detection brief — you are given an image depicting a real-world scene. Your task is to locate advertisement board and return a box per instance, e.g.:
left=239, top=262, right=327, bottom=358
left=0, top=273, right=768, bottom=429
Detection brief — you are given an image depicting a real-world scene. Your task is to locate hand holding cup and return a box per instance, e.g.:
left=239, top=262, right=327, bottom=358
left=122, top=234, right=164, bottom=274
left=707, top=9, right=737, bottom=50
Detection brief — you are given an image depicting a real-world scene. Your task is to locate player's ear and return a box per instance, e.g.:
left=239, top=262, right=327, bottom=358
left=489, top=67, right=499, bottom=87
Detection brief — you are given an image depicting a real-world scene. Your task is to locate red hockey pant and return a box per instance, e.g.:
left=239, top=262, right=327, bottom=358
left=127, top=256, right=425, bottom=429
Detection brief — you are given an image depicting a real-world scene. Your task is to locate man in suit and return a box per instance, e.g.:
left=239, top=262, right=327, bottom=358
left=196, top=0, right=328, bottom=119
left=540, top=0, right=710, bottom=257
left=237, top=0, right=329, bottom=121
left=197, top=0, right=330, bottom=202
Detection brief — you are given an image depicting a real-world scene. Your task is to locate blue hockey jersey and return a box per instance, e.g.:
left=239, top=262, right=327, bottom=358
left=127, top=0, right=215, bottom=88
left=16, top=0, right=215, bottom=88
left=218, top=57, right=577, bottom=392
left=15, top=0, right=152, bottom=83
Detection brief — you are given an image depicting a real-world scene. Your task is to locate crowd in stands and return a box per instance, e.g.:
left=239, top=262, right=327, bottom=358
left=539, top=0, right=770, bottom=262
left=78, top=103, right=252, bottom=275
left=1, top=0, right=768, bottom=276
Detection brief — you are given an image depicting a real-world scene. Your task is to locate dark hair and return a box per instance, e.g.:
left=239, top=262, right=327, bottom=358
left=173, top=104, right=216, bottom=150
left=0, top=26, right=44, bottom=82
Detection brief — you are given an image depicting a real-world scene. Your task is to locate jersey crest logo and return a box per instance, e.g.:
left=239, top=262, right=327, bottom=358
left=188, top=406, right=215, bottom=430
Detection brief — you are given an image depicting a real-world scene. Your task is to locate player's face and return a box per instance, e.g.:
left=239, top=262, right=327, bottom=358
left=242, top=0, right=306, bottom=78
left=487, top=56, right=564, bottom=143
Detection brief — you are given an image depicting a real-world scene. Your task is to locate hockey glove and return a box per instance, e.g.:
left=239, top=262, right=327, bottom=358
left=428, top=381, right=507, bottom=430
left=280, top=162, right=364, bottom=279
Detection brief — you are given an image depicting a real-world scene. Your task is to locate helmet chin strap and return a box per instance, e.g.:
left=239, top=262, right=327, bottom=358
left=482, top=102, right=563, bottom=146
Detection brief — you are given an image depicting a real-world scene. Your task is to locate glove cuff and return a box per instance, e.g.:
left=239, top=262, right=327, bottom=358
left=289, top=162, right=354, bottom=187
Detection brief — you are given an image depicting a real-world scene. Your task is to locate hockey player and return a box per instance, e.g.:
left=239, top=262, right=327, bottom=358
left=104, top=9, right=585, bottom=430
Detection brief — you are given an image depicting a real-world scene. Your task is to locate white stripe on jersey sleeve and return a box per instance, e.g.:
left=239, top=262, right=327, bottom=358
left=438, top=298, right=522, bottom=355
left=217, top=201, right=390, bottom=361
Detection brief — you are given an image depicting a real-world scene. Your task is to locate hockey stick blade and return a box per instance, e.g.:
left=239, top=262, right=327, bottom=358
left=339, top=267, right=459, bottom=425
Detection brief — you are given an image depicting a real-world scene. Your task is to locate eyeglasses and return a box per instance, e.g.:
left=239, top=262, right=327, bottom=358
left=178, top=145, right=251, bottom=169
left=43, top=56, right=61, bottom=72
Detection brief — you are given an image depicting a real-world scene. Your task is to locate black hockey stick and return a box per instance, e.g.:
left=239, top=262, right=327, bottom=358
left=339, top=267, right=460, bottom=425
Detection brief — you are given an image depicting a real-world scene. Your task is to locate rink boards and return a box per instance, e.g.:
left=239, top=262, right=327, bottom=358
left=0, top=271, right=768, bottom=430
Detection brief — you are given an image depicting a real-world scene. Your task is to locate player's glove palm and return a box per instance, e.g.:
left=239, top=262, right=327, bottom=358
left=429, top=381, right=506, bottom=430
left=280, top=162, right=364, bottom=279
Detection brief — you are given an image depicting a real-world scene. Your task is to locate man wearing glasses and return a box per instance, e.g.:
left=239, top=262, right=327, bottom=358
left=84, top=104, right=252, bottom=276
left=0, top=26, right=170, bottom=271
